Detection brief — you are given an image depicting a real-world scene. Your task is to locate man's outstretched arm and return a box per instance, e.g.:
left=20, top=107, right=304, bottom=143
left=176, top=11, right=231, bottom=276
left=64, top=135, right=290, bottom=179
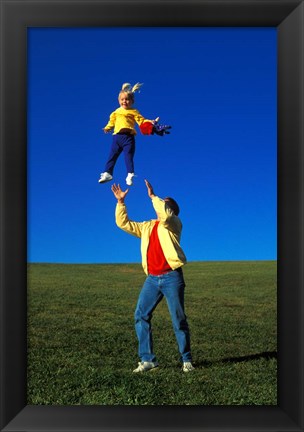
left=145, top=179, right=181, bottom=234
left=111, top=183, right=129, bottom=204
left=145, top=179, right=156, bottom=199
left=111, top=183, right=143, bottom=238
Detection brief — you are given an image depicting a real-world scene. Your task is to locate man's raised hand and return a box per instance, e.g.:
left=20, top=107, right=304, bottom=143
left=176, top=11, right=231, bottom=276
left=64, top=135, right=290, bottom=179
left=145, top=179, right=155, bottom=199
left=111, top=184, right=129, bottom=203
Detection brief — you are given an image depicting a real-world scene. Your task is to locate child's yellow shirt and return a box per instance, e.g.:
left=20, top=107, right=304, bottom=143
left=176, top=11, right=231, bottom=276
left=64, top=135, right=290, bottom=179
left=104, top=107, right=152, bottom=135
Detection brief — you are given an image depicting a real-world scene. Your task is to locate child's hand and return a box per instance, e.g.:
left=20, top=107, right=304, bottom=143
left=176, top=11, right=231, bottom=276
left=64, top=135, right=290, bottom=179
left=150, top=117, right=172, bottom=136
left=111, top=184, right=129, bottom=203
left=153, top=122, right=171, bottom=136
left=103, top=128, right=111, bottom=134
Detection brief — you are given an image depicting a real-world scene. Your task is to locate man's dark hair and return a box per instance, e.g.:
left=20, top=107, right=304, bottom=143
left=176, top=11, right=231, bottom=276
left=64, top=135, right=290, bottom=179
left=164, top=197, right=180, bottom=216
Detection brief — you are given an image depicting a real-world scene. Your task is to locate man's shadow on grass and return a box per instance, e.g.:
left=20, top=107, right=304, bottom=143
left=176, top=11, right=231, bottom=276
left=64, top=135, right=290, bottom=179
left=196, top=351, right=277, bottom=368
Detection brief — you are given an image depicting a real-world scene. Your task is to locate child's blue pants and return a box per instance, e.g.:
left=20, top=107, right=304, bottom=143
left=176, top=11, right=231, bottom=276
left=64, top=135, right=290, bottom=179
left=104, top=133, right=135, bottom=175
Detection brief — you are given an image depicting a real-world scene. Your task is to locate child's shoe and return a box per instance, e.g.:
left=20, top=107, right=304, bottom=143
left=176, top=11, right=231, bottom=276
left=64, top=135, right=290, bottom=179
left=126, top=173, right=135, bottom=186
left=98, top=172, right=113, bottom=183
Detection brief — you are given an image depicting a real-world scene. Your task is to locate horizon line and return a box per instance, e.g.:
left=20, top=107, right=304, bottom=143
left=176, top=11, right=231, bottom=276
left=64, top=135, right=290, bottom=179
left=27, top=259, right=277, bottom=265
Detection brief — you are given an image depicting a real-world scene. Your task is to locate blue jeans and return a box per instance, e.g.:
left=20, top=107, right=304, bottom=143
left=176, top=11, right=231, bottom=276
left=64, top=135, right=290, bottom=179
left=104, top=133, right=135, bottom=175
left=134, top=268, right=192, bottom=363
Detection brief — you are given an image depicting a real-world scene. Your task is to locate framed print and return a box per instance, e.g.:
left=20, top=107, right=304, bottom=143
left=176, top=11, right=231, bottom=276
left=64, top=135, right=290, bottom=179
left=0, top=0, right=303, bottom=431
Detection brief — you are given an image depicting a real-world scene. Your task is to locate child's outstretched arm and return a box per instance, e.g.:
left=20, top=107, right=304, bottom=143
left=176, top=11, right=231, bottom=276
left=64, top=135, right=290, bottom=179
left=103, top=111, right=116, bottom=133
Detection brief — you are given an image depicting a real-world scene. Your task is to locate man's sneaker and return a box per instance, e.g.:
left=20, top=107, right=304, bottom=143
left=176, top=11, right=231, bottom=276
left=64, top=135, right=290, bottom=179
left=182, top=362, right=195, bottom=372
left=98, top=172, right=113, bottom=183
left=126, top=173, right=135, bottom=186
left=133, top=361, right=159, bottom=373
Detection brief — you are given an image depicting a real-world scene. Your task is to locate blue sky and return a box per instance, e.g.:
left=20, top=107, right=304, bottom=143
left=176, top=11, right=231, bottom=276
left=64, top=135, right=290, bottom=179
left=27, top=27, right=277, bottom=264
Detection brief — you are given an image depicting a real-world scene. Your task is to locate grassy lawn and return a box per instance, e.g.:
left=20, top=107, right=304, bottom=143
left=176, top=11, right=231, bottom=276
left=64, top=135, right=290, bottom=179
left=27, top=261, right=277, bottom=405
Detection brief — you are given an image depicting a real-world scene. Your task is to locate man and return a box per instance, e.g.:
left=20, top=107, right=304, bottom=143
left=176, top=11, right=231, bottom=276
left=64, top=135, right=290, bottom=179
left=111, top=179, right=194, bottom=373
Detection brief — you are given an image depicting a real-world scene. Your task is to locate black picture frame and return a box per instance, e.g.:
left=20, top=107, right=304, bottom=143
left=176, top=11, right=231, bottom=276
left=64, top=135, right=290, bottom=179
left=1, top=1, right=303, bottom=431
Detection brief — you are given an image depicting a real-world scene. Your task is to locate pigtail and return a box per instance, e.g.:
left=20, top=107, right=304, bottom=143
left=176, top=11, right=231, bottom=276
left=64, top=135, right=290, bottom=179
left=119, top=82, right=143, bottom=104
left=121, top=83, right=132, bottom=92
left=120, top=82, right=143, bottom=95
left=131, top=82, right=143, bottom=93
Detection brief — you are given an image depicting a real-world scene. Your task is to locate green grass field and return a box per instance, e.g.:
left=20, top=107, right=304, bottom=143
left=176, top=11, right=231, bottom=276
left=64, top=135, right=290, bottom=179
left=27, top=261, right=277, bottom=405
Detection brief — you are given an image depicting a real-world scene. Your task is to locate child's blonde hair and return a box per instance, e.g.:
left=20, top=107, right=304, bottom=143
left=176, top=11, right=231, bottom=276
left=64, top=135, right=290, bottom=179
left=119, top=82, right=143, bottom=104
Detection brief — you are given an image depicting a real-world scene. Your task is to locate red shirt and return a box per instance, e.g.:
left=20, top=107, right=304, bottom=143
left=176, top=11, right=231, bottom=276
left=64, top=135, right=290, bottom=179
left=147, top=221, right=172, bottom=276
